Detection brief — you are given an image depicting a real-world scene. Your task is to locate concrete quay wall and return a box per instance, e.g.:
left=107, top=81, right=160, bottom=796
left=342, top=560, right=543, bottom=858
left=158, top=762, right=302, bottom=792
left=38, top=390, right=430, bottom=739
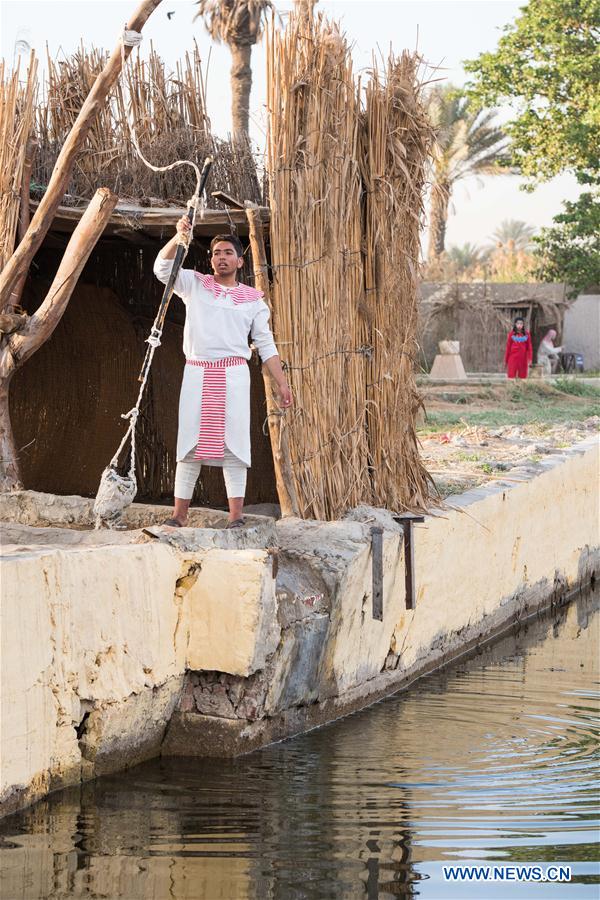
left=1, top=437, right=598, bottom=816
left=165, top=436, right=598, bottom=755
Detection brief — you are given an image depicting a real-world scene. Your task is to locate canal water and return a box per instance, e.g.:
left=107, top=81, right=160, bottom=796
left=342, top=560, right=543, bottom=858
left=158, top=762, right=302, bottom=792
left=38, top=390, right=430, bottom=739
left=1, top=588, right=598, bottom=900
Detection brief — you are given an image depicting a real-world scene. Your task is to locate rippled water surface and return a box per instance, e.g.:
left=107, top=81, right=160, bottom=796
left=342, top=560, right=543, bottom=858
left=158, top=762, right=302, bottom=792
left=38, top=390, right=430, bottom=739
left=1, top=590, right=598, bottom=899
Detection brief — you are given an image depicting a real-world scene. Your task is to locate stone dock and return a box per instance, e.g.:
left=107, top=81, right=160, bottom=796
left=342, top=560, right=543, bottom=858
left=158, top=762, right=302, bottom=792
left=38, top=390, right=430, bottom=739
left=1, top=436, right=598, bottom=817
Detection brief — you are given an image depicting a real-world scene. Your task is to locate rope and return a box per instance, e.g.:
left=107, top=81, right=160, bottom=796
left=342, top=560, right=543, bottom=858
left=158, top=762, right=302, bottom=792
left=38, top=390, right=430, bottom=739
left=119, top=27, right=203, bottom=194
left=96, top=27, right=207, bottom=517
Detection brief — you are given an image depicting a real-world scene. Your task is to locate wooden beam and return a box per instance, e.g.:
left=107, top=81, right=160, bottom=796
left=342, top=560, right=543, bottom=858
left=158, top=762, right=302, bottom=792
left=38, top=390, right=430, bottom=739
left=211, top=190, right=246, bottom=210
left=10, top=188, right=119, bottom=367
left=4, top=139, right=38, bottom=315
left=30, top=200, right=271, bottom=239
left=245, top=204, right=300, bottom=518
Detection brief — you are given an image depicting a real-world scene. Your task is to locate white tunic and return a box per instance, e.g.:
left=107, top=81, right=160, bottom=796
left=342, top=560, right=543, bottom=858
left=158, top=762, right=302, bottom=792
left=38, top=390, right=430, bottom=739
left=153, top=255, right=279, bottom=466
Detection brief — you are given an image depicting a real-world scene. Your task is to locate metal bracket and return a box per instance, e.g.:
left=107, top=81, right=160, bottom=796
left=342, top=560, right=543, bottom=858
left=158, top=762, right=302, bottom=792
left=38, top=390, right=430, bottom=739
left=393, top=513, right=425, bottom=610
left=370, top=526, right=384, bottom=621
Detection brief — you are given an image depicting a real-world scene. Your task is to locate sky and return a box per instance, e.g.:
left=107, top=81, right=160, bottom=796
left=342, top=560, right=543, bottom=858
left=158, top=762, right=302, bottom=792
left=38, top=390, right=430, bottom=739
left=0, top=0, right=581, bottom=250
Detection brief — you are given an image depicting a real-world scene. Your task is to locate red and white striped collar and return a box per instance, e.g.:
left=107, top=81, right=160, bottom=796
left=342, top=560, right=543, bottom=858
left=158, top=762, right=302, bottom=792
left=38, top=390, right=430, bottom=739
left=194, top=272, right=263, bottom=304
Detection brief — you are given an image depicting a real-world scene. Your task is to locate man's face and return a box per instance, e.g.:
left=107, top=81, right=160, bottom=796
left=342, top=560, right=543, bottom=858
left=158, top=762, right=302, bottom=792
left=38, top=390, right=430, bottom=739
left=211, top=241, right=243, bottom=278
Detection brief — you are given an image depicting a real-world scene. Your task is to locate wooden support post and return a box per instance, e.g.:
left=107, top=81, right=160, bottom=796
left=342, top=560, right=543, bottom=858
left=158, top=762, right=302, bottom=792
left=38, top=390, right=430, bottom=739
left=17, top=138, right=36, bottom=244
left=9, top=188, right=119, bottom=367
left=245, top=203, right=300, bottom=518
left=0, top=0, right=161, bottom=492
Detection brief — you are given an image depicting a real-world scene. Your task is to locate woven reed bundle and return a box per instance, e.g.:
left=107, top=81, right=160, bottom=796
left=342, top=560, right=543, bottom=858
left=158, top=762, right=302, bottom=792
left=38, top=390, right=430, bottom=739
left=0, top=53, right=38, bottom=271
left=267, top=14, right=434, bottom=518
left=360, top=53, right=434, bottom=510
left=267, top=14, right=372, bottom=519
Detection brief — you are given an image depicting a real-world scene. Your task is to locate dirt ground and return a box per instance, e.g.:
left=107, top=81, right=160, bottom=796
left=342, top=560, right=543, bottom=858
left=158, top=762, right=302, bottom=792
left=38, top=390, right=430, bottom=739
left=417, top=378, right=599, bottom=498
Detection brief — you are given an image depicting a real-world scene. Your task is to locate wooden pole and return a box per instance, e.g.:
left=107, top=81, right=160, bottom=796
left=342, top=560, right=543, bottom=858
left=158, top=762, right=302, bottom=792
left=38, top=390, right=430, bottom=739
left=17, top=138, right=36, bottom=244
left=0, top=0, right=163, bottom=310
left=5, top=137, right=38, bottom=314
left=0, top=187, right=118, bottom=490
left=245, top=204, right=300, bottom=517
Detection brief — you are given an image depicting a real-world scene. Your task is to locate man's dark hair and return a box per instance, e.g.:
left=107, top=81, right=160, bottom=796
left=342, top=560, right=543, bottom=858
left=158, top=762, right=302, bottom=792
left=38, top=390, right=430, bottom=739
left=210, top=233, right=244, bottom=257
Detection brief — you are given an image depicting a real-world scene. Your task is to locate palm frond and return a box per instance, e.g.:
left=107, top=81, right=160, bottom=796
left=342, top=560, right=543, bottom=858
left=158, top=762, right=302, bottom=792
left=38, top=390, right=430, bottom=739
left=426, top=84, right=509, bottom=184
left=194, top=0, right=273, bottom=46
left=489, top=219, right=536, bottom=250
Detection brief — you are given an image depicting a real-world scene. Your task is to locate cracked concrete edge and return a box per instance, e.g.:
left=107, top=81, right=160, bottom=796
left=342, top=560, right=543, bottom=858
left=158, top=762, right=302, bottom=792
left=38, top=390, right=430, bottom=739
left=0, top=549, right=227, bottom=820
left=0, top=675, right=185, bottom=819
left=162, top=552, right=598, bottom=758
left=1, top=436, right=597, bottom=816
left=0, top=490, right=276, bottom=548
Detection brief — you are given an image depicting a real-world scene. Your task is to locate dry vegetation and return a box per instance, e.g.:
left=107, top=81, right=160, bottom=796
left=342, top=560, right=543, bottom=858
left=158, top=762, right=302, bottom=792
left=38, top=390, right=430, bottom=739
left=418, top=378, right=600, bottom=497
left=267, top=13, right=434, bottom=518
left=423, top=243, right=539, bottom=284
left=33, top=42, right=262, bottom=206
left=0, top=54, right=37, bottom=269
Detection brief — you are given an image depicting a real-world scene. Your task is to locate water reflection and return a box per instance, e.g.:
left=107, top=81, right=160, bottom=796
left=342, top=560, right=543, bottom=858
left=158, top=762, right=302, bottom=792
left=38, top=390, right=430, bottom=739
left=1, top=588, right=598, bottom=899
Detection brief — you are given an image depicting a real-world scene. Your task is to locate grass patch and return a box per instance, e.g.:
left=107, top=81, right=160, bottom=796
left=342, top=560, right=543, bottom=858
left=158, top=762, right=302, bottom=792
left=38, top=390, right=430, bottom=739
left=439, top=392, right=470, bottom=404
left=432, top=477, right=480, bottom=498
left=507, top=381, right=555, bottom=403
left=552, top=377, right=600, bottom=398
left=419, top=402, right=599, bottom=433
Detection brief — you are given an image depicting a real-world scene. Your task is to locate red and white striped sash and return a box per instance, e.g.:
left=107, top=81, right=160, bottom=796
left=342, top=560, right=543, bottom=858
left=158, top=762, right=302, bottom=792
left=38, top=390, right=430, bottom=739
left=187, top=357, right=247, bottom=459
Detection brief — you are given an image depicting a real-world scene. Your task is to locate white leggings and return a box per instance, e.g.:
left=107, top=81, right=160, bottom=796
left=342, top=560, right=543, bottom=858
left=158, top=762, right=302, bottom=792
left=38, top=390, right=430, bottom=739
left=174, top=447, right=247, bottom=500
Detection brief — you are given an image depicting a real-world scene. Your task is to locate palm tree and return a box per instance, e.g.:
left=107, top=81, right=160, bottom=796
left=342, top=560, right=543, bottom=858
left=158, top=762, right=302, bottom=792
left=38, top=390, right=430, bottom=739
left=447, top=242, right=488, bottom=275
left=426, top=85, right=512, bottom=262
left=194, top=0, right=272, bottom=140
left=490, top=219, right=536, bottom=251
left=293, top=0, right=318, bottom=15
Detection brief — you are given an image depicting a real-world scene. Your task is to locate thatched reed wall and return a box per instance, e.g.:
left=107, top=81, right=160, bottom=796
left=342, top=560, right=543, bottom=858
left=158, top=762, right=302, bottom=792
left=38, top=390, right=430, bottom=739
left=11, top=240, right=276, bottom=506
left=418, top=282, right=570, bottom=373
left=0, top=53, right=37, bottom=270
left=267, top=15, right=433, bottom=519
left=33, top=43, right=262, bottom=206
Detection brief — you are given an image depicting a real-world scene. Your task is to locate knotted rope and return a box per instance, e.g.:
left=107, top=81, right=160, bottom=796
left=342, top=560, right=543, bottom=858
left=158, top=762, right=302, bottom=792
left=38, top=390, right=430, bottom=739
left=93, top=27, right=207, bottom=528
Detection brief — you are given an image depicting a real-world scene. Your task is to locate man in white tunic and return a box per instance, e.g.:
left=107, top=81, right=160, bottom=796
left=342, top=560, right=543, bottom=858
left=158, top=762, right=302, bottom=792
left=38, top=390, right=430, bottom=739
left=154, top=218, right=292, bottom=527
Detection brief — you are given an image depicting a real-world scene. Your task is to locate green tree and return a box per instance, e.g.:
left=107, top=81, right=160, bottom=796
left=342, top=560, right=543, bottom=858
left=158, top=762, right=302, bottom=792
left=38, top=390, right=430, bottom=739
left=194, top=0, right=272, bottom=139
left=534, top=191, right=600, bottom=296
left=425, top=85, right=511, bottom=261
left=464, top=0, right=600, bottom=185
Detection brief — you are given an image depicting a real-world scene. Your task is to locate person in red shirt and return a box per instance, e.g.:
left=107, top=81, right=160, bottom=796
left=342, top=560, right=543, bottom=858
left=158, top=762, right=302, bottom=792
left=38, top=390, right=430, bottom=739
left=504, top=316, right=533, bottom=379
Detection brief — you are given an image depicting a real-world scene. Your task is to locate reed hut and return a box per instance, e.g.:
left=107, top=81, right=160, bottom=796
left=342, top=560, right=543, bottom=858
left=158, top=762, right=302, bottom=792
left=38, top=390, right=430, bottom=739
left=4, top=43, right=274, bottom=507
left=2, top=13, right=434, bottom=520
left=418, top=282, right=571, bottom=373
